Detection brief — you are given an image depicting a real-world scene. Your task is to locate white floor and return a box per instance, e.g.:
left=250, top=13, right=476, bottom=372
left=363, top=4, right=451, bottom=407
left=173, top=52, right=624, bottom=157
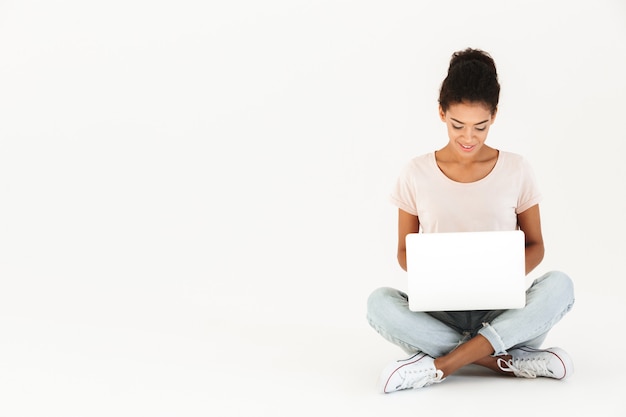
left=1, top=290, right=623, bottom=417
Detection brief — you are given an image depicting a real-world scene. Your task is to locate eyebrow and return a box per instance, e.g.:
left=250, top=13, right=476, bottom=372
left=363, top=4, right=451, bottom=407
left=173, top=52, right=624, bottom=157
left=451, top=118, right=489, bottom=125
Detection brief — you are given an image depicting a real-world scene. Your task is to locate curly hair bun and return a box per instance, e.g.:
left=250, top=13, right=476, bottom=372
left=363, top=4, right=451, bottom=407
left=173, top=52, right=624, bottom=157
left=449, top=48, right=497, bottom=75
left=439, top=48, right=500, bottom=114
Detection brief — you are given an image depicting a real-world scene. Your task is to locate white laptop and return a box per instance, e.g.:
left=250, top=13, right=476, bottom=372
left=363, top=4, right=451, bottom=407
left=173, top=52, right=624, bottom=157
left=405, top=230, right=526, bottom=312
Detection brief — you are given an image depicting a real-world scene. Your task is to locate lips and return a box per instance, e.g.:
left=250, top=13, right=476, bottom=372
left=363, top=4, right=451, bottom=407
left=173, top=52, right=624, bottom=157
left=459, top=143, right=475, bottom=151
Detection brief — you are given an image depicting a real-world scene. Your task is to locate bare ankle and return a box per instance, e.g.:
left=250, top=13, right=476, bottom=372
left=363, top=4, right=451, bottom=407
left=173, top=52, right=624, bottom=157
left=474, top=354, right=512, bottom=375
left=433, top=357, right=449, bottom=377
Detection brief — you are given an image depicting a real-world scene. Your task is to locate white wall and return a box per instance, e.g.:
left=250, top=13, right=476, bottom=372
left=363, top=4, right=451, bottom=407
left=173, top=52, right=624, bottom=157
left=0, top=0, right=624, bottom=340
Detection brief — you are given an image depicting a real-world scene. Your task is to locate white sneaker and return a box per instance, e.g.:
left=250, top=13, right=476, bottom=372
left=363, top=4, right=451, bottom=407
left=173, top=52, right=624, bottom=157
left=378, top=352, right=445, bottom=393
left=497, top=346, right=573, bottom=380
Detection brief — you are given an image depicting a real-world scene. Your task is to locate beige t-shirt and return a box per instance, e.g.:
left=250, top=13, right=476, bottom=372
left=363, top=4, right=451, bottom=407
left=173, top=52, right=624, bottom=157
left=390, top=151, right=542, bottom=233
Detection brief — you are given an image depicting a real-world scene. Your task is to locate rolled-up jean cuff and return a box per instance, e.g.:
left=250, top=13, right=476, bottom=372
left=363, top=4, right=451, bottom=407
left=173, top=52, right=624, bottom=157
left=478, top=322, right=507, bottom=356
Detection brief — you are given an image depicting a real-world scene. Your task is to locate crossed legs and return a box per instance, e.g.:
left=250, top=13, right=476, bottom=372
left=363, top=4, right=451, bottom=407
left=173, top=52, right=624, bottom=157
left=367, top=271, right=575, bottom=383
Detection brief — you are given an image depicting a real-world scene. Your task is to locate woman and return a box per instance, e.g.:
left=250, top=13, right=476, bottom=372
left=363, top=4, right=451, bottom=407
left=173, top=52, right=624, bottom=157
left=366, top=48, right=575, bottom=394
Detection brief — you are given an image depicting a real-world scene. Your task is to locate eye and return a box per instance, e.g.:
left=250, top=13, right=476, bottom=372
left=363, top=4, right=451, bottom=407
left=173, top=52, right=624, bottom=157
left=475, top=126, right=486, bottom=131
left=452, top=124, right=463, bottom=130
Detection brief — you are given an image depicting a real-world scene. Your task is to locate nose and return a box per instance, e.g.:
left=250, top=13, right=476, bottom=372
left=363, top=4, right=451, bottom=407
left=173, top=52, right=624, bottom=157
left=465, top=126, right=479, bottom=139
left=460, top=127, right=474, bottom=141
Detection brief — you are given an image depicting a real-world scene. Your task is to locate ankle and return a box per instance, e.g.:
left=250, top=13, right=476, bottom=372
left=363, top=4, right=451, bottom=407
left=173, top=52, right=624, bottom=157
left=433, top=357, right=448, bottom=377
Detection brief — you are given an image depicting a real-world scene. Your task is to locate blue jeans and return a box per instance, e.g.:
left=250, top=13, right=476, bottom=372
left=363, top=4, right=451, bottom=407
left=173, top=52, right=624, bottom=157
left=366, top=271, right=575, bottom=357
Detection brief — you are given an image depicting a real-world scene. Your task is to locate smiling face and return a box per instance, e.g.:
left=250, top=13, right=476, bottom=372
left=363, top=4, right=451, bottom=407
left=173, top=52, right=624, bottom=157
left=439, top=101, right=497, bottom=159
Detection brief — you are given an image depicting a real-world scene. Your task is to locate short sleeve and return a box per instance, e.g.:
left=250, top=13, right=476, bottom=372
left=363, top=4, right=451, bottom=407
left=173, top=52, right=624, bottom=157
left=389, top=161, right=419, bottom=216
left=516, top=157, right=543, bottom=214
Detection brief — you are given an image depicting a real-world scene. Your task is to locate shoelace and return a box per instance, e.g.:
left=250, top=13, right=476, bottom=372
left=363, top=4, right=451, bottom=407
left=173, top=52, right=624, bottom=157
left=497, top=357, right=551, bottom=379
left=397, top=369, right=445, bottom=390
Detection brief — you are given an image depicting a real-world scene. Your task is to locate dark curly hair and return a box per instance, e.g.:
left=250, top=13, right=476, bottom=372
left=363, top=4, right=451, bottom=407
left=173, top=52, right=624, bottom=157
left=438, top=48, right=500, bottom=114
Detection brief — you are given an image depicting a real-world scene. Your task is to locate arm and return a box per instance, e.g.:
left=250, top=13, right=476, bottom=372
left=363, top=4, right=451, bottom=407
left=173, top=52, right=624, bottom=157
left=517, top=204, right=545, bottom=275
left=397, top=209, right=420, bottom=271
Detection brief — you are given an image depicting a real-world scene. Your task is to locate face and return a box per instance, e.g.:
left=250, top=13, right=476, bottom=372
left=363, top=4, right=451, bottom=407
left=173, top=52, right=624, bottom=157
left=439, top=101, right=496, bottom=158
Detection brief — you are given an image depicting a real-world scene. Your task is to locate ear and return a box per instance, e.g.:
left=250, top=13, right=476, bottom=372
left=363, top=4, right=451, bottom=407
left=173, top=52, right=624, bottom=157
left=438, top=105, right=446, bottom=122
